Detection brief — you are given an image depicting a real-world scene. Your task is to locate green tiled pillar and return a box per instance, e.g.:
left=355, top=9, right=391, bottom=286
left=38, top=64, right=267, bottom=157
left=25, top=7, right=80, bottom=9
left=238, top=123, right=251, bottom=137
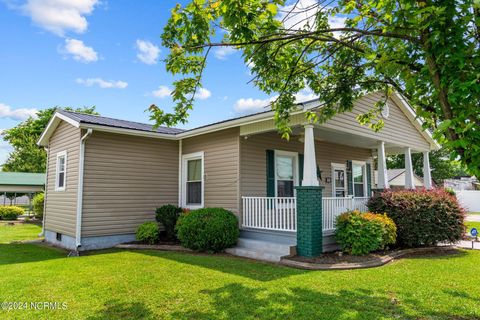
left=295, top=186, right=323, bottom=257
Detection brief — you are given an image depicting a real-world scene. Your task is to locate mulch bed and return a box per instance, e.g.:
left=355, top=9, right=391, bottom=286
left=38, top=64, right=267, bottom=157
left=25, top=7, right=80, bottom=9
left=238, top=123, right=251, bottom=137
left=281, top=246, right=461, bottom=270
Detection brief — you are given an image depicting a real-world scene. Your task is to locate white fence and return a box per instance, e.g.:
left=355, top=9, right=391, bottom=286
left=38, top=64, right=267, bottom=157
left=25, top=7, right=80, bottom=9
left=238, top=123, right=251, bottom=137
left=456, top=191, right=480, bottom=212
left=242, top=196, right=369, bottom=233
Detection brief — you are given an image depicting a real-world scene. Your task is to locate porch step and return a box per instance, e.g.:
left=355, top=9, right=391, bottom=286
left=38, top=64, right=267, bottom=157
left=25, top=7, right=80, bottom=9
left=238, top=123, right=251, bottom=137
left=226, top=238, right=296, bottom=262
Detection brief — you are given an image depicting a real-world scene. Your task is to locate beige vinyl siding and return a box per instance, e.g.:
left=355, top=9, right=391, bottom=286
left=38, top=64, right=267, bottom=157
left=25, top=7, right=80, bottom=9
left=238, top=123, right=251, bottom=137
left=240, top=131, right=373, bottom=198
left=44, top=121, right=81, bottom=237
left=182, top=128, right=240, bottom=214
left=322, top=92, right=430, bottom=150
left=240, top=92, right=431, bottom=151
left=82, top=131, right=178, bottom=237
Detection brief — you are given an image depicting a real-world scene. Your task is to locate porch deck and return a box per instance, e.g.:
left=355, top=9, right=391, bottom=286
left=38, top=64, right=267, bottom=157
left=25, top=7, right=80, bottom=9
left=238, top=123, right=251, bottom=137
left=241, top=196, right=369, bottom=234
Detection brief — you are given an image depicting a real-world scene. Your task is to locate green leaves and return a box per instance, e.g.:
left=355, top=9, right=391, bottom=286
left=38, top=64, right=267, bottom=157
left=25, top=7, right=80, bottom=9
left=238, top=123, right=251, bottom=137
left=158, top=0, right=480, bottom=176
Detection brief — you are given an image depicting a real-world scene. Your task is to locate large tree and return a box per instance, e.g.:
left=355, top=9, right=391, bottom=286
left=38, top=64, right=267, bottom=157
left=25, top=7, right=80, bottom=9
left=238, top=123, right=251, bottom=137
left=387, top=148, right=470, bottom=183
left=2, top=107, right=97, bottom=173
left=153, top=0, right=480, bottom=176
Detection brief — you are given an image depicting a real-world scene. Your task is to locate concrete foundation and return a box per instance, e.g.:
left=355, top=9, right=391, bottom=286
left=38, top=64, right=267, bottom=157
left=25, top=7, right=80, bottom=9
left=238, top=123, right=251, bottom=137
left=45, top=229, right=135, bottom=251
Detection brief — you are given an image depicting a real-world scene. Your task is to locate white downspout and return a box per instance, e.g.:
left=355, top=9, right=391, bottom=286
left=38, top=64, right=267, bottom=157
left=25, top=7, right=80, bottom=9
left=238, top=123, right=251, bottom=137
left=75, top=128, right=93, bottom=249
left=40, top=146, right=49, bottom=236
left=178, top=139, right=183, bottom=207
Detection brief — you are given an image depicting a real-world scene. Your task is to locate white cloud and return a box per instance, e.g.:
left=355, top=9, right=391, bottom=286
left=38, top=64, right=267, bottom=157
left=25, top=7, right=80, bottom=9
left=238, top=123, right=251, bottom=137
left=279, top=0, right=346, bottom=31
left=233, top=89, right=318, bottom=114
left=152, top=86, right=172, bottom=98
left=21, top=0, right=99, bottom=36
left=152, top=86, right=211, bottom=100
left=62, top=38, right=98, bottom=62
left=76, top=78, right=128, bottom=89
left=0, top=103, right=37, bottom=121
left=196, top=88, right=211, bottom=100
left=294, top=89, right=318, bottom=102
left=136, top=40, right=160, bottom=65
left=234, top=97, right=276, bottom=114
left=214, top=46, right=236, bottom=60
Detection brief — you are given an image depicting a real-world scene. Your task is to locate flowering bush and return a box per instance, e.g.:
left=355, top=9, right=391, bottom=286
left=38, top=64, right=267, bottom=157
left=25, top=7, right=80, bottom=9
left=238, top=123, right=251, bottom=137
left=335, top=210, right=397, bottom=255
left=367, top=189, right=465, bottom=247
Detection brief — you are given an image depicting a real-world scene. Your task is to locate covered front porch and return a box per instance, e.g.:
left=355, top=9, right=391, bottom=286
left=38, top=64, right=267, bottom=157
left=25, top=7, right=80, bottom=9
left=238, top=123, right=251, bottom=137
left=235, top=94, right=436, bottom=258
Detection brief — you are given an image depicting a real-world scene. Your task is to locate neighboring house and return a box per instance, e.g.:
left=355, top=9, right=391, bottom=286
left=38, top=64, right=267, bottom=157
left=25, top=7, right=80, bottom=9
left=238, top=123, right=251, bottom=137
left=37, top=91, right=438, bottom=259
left=374, top=169, right=426, bottom=190
left=444, top=176, right=479, bottom=191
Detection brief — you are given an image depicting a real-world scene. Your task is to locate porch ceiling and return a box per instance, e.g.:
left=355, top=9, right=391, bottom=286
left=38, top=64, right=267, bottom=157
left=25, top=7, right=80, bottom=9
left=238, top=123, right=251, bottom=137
left=290, top=126, right=419, bottom=155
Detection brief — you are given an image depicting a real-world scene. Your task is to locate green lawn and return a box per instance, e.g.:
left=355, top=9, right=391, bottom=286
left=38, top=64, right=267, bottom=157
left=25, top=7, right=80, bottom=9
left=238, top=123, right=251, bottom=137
left=1, top=225, right=480, bottom=319
left=466, top=221, right=480, bottom=234
left=0, top=222, right=42, bottom=243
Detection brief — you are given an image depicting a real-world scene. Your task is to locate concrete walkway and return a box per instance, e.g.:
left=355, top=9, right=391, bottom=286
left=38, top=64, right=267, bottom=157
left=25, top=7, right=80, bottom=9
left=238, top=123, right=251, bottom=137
left=456, top=240, right=480, bottom=250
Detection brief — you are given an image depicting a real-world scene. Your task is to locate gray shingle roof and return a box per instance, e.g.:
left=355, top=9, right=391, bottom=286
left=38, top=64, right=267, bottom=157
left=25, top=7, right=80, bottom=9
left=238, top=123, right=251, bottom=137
left=58, top=109, right=185, bottom=135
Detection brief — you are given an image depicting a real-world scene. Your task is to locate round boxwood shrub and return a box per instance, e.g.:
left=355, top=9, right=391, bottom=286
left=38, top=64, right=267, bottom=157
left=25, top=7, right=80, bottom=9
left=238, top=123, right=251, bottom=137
left=175, top=208, right=239, bottom=252
left=135, top=222, right=160, bottom=244
left=0, top=206, right=25, bottom=220
left=335, top=210, right=396, bottom=255
left=32, top=193, right=44, bottom=219
left=367, top=189, right=465, bottom=247
left=155, top=204, right=182, bottom=240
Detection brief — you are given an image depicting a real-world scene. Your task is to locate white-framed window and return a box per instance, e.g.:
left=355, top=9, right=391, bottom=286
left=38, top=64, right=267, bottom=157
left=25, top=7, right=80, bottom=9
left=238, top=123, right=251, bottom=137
left=274, top=150, right=298, bottom=197
left=181, top=152, right=204, bottom=209
left=331, top=163, right=347, bottom=197
left=352, top=160, right=367, bottom=197
left=55, top=151, right=67, bottom=191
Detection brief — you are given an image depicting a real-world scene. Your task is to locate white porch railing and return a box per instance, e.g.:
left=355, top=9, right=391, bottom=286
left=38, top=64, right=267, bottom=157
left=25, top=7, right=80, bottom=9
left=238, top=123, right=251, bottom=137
left=322, top=196, right=369, bottom=232
left=242, top=197, right=296, bottom=232
left=242, top=196, right=369, bottom=233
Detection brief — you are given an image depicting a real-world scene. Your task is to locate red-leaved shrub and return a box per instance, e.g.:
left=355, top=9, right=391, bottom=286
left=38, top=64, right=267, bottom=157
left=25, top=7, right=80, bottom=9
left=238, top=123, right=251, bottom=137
left=367, top=189, right=465, bottom=247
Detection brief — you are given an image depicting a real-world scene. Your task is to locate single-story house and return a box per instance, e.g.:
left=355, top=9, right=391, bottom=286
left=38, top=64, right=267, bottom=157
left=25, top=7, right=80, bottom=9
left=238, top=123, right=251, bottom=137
left=374, top=169, right=426, bottom=190
left=37, top=91, right=438, bottom=259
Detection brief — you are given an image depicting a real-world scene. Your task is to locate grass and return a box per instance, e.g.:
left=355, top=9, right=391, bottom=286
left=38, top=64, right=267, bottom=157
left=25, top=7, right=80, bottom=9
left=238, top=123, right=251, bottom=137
left=0, top=222, right=42, bottom=243
left=466, top=221, right=480, bottom=234
left=1, top=225, right=480, bottom=319
left=468, top=212, right=480, bottom=215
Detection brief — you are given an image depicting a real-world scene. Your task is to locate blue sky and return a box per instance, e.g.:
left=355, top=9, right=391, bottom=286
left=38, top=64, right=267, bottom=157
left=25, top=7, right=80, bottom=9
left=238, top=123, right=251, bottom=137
left=0, top=0, right=337, bottom=165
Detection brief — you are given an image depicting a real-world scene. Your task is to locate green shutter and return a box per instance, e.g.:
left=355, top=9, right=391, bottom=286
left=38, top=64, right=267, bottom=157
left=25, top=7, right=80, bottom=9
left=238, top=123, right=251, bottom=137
left=366, top=163, right=372, bottom=196
left=346, top=160, right=353, bottom=196
left=298, top=154, right=304, bottom=186
left=266, top=150, right=275, bottom=197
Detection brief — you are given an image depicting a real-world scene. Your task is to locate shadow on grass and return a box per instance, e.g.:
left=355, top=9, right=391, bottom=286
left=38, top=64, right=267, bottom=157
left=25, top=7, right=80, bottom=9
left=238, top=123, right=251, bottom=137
left=0, top=243, right=65, bottom=265
left=87, top=300, right=155, bottom=320
left=170, top=283, right=473, bottom=320
left=139, top=250, right=306, bottom=281
left=400, top=248, right=467, bottom=260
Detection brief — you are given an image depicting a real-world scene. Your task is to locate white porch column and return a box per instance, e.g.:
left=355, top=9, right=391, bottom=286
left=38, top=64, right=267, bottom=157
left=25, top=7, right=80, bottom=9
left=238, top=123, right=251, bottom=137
left=377, top=141, right=389, bottom=189
left=404, top=147, right=415, bottom=189
left=423, top=151, right=432, bottom=190
left=302, top=124, right=319, bottom=186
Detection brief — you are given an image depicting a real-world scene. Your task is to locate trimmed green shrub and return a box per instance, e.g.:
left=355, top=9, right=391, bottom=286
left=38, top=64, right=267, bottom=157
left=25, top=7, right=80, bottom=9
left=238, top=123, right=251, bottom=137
left=367, top=189, right=465, bottom=247
left=32, top=193, right=44, bottom=219
left=155, top=204, right=182, bottom=240
left=136, top=222, right=160, bottom=244
left=0, top=206, right=25, bottom=220
left=335, top=210, right=396, bottom=255
left=175, top=208, right=239, bottom=252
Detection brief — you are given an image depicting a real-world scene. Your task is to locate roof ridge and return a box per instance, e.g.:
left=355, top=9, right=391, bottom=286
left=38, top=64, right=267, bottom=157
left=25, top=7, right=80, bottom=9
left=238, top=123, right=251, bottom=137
left=58, top=109, right=185, bottom=132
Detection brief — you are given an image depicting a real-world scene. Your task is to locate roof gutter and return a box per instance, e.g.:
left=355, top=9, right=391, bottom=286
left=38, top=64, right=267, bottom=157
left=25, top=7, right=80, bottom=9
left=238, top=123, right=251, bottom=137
left=75, top=128, right=93, bottom=250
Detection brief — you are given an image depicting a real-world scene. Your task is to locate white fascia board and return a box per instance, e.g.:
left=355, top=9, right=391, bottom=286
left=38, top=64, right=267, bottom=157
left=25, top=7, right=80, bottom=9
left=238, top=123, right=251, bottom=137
left=78, top=123, right=177, bottom=140
left=37, top=112, right=80, bottom=146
